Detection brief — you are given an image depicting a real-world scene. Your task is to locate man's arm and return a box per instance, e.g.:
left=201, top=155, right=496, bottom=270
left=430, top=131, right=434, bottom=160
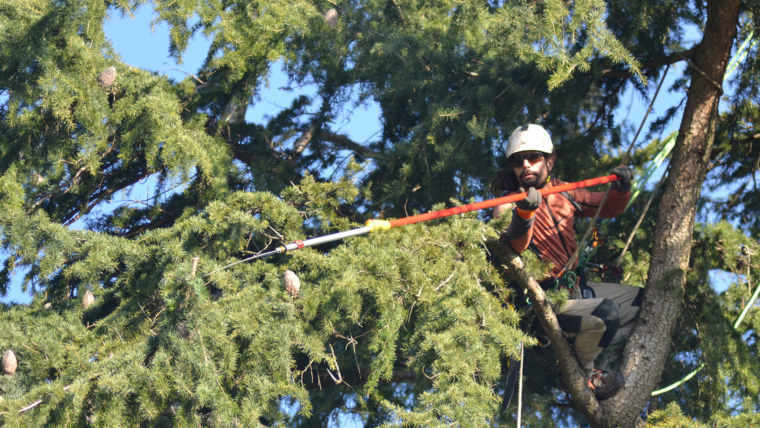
left=572, top=189, right=631, bottom=218
left=572, top=166, right=632, bottom=218
left=495, top=188, right=541, bottom=253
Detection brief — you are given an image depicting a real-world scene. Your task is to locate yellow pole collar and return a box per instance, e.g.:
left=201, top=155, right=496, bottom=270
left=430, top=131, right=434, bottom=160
left=365, top=219, right=392, bottom=232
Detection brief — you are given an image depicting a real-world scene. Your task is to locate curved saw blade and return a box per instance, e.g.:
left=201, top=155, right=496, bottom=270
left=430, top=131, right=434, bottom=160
left=500, top=356, right=521, bottom=414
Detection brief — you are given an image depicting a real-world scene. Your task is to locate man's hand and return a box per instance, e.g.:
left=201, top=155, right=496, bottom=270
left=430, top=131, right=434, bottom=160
left=610, top=166, right=633, bottom=192
left=516, top=187, right=542, bottom=212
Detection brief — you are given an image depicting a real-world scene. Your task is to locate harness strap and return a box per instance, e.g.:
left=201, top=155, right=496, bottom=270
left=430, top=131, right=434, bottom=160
left=560, top=191, right=583, bottom=215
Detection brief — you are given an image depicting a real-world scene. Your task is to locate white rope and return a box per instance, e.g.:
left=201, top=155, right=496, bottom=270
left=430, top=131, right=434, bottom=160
left=563, top=64, right=672, bottom=276
left=615, top=166, right=670, bottom=267
left=517, top=341, right=524, bottom=428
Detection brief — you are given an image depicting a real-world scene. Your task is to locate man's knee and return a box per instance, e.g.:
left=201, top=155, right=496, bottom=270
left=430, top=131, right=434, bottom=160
left=590, top=299, right=621, bottom=348
left=631, top=286, right=643, bottom=307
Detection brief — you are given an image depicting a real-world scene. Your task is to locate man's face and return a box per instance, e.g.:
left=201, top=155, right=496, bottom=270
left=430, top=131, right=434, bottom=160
left=510, top=151, right=554, bottom=189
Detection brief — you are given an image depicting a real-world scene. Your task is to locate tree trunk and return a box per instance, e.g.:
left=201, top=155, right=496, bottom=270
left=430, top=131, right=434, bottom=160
left=607, top=1, right=742, bottom=426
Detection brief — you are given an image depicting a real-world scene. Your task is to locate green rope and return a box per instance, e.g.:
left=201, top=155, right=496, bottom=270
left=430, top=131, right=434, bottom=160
left=734, top=284, right=760, bottom=329
left=651, top=364, right=705, bottom=396
left=650, top=30, right=758, bottom=398
left=628, top=133, right=678, bottom=208
left=734, top=250, right=758, bottom=329
left=651, top=253, right=757, bottom=396
left=725, top=30, right=756, bottom=79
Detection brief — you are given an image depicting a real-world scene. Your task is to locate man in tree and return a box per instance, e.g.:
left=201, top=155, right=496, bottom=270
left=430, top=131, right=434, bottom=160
left=493, top=124, right=640, bottom=400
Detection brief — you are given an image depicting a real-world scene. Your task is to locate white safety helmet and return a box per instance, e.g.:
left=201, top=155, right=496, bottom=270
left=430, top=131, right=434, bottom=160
left=505, top=124, right=554, bottom=159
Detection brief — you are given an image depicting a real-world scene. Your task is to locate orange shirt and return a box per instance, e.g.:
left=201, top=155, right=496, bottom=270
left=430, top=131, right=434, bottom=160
left=504, top=178, right=631, bottom=276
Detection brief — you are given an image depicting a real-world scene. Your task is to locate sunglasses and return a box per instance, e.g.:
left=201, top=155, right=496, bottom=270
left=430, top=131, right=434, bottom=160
left=510, top=152, right=545, bottom=168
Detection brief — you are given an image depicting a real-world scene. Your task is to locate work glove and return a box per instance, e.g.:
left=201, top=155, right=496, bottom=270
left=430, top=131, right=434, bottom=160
left=515, top=187, right=542, bottom=212
left=610, top=166, right=633, bottom=192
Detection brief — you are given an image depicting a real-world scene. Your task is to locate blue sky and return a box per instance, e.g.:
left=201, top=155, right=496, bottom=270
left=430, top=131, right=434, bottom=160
left=0, top=5, right=743, bottom=303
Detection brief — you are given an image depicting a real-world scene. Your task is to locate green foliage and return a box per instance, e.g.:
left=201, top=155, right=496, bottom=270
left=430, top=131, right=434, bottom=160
left=0, top=173, right=533, bottom=426
left=647, top=402, right=760, bottom=428
left=2, top=0, right=760, bottom=426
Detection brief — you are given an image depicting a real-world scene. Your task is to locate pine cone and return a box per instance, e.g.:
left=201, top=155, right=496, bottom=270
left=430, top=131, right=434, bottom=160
left=83, top=289, right=95, bottom=308
left=2, top=349, right=17, bottom=375
left=325, top=8, right=338, bottom=29
left=283, top=270, right=301, bottom=296
left=97, top=66, right=117, bottom=88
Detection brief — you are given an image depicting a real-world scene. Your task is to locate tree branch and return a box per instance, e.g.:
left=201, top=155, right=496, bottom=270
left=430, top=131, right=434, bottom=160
left=293, top=123, right=317, bottom=156
left=602, top=48, right=697, bottom=78
left=31, top=165, right=89, bottom=210
left=122, top=215, right=176, bottom=238
left=318, top=132, right=385, bottom=159
left=230, top=143, right=256, bottom=165
left=485, top=240, right=609, bottom=426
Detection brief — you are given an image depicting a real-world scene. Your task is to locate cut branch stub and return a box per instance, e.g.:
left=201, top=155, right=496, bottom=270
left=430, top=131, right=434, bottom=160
left=177, top=320, right=194, bottom=339
left=191, top=257, right=200, bottom=277
left=2, top=349, right=17, bottom=375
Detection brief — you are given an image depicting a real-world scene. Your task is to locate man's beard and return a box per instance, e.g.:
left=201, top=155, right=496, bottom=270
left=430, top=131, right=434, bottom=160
left=519, top=172, right=546, bottom=189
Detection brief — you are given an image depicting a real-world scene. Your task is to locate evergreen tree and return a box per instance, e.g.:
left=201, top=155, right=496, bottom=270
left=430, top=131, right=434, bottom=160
left=1, top=0, right=759, bottom=427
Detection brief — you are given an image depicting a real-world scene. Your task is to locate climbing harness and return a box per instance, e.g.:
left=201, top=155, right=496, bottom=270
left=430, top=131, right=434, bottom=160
left=203, top=31, right=760, bottom=403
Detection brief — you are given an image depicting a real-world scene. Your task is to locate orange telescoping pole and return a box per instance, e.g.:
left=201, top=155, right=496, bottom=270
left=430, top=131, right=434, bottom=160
left=387, top=174, right=618, bottom=227
left=205, top=174, right=619, bottom=273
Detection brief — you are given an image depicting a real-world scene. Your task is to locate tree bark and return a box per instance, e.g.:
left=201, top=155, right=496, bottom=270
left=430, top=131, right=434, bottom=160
left=608, top=1, right=742, bottom=426
left=486, top=241, right=609, bottom=426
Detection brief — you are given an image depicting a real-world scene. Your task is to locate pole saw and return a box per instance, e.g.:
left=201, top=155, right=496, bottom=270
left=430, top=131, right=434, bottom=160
left=205, top=174, right=619, bottom=276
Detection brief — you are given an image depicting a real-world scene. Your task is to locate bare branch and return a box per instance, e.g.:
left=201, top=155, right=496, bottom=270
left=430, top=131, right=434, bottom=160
left=602, top=48, right=697, bottom=78
left=17, top=385, right=72, bottom=414
left=674, top=51, right=724, bottom=94
left=161, top=62, right=205, bottom=84
left=31, top=165, right=88, bottom=210
left=303, top=368, right=416, bottom=390
left=318, top=132, right=385, bottom=159
left=294, top=123, right=317, bottom=156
